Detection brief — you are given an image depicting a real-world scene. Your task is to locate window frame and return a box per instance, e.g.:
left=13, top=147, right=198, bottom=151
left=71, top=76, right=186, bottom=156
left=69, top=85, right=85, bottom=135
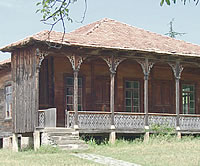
left=5, top=84, right=12, bottom=119
left=123, top=78, right=143, bottom=113
left=181, top=82, right=196, bottom=114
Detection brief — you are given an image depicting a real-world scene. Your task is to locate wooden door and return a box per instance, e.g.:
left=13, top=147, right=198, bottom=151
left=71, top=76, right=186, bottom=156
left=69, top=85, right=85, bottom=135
left=152, top=80, right=173, bottom=113
left=94, top=76, right=110, bottom=111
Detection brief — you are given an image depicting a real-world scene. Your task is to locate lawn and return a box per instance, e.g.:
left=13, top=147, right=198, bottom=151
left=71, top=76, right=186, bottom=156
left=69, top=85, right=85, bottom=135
left=1, top=136, right=200, bottom=166
left=0, top=146, right=100, bottom=166
left=87, top=136, right=200, bottom=166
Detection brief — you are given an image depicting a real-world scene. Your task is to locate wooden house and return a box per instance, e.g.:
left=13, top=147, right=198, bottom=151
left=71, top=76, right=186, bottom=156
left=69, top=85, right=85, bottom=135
left=1, top=18, right=200, bottom=151
left=0, top=59, right=12, bottom=148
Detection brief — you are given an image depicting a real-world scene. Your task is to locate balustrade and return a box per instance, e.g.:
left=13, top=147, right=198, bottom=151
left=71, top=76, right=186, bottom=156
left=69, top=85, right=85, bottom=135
left=38, top=110, right=45, bottom=128
left=65, top=111, right=200, bottom=131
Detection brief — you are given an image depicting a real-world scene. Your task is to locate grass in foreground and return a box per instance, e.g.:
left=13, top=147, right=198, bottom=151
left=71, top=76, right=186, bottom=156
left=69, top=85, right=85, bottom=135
left=87, top=135, right=200, bottom=166
left=0, top=145, right=100, bottom=166
left=1, top=136, right=200, bottom=166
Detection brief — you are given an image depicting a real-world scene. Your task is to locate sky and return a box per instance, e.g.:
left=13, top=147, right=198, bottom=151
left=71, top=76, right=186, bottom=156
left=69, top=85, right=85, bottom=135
left=0, top=0, right=200, bottom=61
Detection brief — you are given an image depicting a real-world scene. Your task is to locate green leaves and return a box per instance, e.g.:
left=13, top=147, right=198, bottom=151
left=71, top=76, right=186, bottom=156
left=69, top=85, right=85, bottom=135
left=160, top=0, right=171, bottom=6
left=160, top=0, right=164, bottom=6
left=161, top=0, right=199, bottom=6
left=165, top=0, right=171, bottom=5
left=36, top=0, right=72, bottom=21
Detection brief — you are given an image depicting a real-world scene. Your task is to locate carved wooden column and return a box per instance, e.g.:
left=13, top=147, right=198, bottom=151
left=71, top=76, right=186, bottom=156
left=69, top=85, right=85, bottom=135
left=168, top=61, right=183, bottom=128
left=137, top=58, right=154, bottom=127
left=36, top=48, right=48, bottom=127
left=103, top=56, right=124, bottom=143
left=67, top=55, right=85, bottom=129
left=34, top=48, right=48, bottom=150
left=103, top=56, right=124, bottom=125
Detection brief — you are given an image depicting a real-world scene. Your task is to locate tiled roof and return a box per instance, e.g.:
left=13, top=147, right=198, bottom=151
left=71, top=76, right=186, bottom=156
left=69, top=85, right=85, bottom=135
left=0, top=58, right=11, bottom=65
left=0, top=58, right=11, bottom=70
left=1, top=18, right=200, bottom=57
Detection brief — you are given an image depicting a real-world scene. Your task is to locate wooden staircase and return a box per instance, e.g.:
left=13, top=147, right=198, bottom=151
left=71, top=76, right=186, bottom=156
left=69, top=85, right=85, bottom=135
left=42, top=128, right=88, bottom=150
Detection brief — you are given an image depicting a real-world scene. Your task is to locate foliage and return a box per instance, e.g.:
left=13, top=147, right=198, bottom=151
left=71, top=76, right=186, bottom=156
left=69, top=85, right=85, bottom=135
left=36, top=0, right=87, bottom=40
left=160, top=0, right=199, bottom=6
left=150, top=124, right=175, bottom=134
left=35, top=145, right=62, bottom=154
left=148, top=124, right=176, bottom=142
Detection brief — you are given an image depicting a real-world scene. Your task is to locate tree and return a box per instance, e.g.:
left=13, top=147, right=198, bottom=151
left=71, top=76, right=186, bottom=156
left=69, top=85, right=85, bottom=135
left=160, top=0, right=199, bottom=6
left=36, top=0, right=87, bottom=40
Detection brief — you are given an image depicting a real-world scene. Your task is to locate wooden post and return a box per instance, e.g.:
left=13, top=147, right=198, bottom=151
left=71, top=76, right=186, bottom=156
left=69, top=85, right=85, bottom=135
left=33, top=130, right=40, bottom=151
left=175, top=78, right=180, bottom=127
left=177, top=126, right=182, bottom=139
left=12, top=133, right=18, bottom=152
left=74, top=70, right=79, bottom=128
left=67, top=55, right=85, bottom=129
left=168, top=61, right=183, bottom=129
left=144, top=74, right=149, bottom=126
left=103, top=56, right=125, bottom=144
left=110, top=72, right=115, bottom=126
left=144, top=126, right=150, bottom=142
left=109, top=125, right=116, bottom=144
left=36, top=49, right=48, bottom=128
left=137, top=58, right=154, bottom=127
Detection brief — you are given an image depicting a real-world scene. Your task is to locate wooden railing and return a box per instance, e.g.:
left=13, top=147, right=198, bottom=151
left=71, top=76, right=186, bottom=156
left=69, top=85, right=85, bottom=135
left=38, top=110, right=45, bottom=128
left=148, top=113, right=177, bottom=128
left=66, top=111, right=200, bottom=131
left=38, top=108, right=57, bottom=128
left=179, top=114, right=200, bottom=130
left=66, top=111, right=112, bottom=129
left=114, top=112, right=145, bottom=129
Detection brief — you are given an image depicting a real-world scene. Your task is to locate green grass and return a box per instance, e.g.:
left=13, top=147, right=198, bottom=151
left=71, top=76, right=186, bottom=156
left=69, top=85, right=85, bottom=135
left=87, top=136, right=200, bottom=166
left=1, top=136, right=200, bottom=166
left=0, top=145, right=100, bottom=166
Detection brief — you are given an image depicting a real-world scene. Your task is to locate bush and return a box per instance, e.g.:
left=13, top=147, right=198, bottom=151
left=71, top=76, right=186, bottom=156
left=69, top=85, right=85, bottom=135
left=149, top=124, right=176, bottom=142
left=35, top=145, right=62, bottom=154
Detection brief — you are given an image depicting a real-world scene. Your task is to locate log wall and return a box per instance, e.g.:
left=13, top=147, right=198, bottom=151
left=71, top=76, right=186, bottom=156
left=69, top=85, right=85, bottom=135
left=12, top=48, right=38, bottom=133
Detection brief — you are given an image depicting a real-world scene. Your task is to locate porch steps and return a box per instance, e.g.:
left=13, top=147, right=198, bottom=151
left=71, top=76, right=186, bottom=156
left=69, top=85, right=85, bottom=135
left=42, top=127, right=88, bottom=150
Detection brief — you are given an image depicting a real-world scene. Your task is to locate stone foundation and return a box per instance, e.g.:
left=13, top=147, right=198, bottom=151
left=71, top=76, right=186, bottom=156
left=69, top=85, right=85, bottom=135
left=3, top=136, right=12, bottom=149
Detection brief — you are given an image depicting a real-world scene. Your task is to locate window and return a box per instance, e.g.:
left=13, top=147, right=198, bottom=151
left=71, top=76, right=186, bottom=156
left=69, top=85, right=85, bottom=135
left=5, top=85, right=12, bottom=119
left=182, top=84, right=195, bottom=114
left=125, top=80, right=140, bottom=112
left=65, top=77, right=82, bottom=111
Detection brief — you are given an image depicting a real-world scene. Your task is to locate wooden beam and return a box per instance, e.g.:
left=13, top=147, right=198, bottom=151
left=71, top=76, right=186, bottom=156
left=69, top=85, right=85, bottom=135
left=66, top=55, right=85, bottom=128
left=110, top=72, right=115, bottom=125
left=168, top=61, right=183, bottom=127
left=136, top=58, right=154, bottom=126
left=103, top=56, right=125, bottom=126
left=74, top=70, right=79, bottom=126
left=36, top=48, right=48, bottom=128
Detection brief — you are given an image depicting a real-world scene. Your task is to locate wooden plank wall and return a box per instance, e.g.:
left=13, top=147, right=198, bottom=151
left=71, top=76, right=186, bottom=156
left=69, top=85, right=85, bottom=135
left=117, top=59, right=144, bottom=112
left=182, top=67, right=200, bottom=114
left=54, top=57, right=110, bottom=126
left=12, top=48, right=38, bottom=133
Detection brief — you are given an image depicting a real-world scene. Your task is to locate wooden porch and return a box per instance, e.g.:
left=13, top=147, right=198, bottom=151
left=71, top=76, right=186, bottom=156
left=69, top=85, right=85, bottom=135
left=37, top=49, right=200, bottom=135
left=38, top=110, right=200, bottom=133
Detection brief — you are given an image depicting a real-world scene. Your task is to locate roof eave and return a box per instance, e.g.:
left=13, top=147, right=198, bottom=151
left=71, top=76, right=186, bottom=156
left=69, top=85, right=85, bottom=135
left=0, top=37, right=38, bottom=52
left=1, top=38, right=200, bottom=59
